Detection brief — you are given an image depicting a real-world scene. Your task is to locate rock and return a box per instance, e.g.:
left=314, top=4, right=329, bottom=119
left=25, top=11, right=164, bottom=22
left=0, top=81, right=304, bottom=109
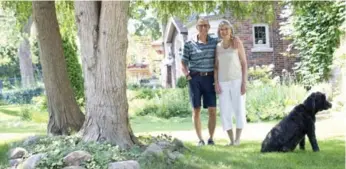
left=9, top=158, right=23, bottom=167
left=172, top=138, right=185, bottom=150
left=142, top=143, right=163, bottom=156
left=167, top=151, right=184, bottom=160
left=63, top=150, right=92, bottom=166
left=62, top=166, right=86, bottom=169
left=156, top=140, right=171, bottom=149
left=8, top=147, right=28, bottom=159
left=22, top=153, right=46, bottom=169
left=23, top=136, right=41, bottom=146
left=108, top=160, right=140, bottom=169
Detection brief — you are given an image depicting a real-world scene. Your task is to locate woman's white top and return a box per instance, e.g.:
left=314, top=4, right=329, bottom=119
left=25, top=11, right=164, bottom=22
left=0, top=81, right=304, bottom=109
left=216, top=42, right=242, bottom=82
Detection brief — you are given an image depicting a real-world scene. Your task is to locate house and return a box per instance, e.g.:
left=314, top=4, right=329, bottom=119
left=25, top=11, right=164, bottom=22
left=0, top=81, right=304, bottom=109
left=155, top=4, right=297, bottom=88
left=127, top=63, right=151, bottom=83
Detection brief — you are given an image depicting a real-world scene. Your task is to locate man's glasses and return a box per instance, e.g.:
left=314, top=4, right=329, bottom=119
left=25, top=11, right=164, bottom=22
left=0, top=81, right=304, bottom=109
left=197, top=24, right=210, bottom=28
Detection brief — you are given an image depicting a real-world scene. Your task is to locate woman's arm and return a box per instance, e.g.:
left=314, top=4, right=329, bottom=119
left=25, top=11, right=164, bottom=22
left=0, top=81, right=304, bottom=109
left=214, top=46, right=221, bottom=94
left=214, top=47, right=219, bottom=83
left=237, top=37, right=247, bottom=94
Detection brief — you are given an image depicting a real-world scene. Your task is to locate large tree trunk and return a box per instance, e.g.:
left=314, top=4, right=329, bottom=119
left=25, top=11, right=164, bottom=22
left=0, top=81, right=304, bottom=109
left=32, top=1, right=85, bottom=135
left=75, top=1, right=138, bottom=149
left=18, top=16, right=35, bottom=88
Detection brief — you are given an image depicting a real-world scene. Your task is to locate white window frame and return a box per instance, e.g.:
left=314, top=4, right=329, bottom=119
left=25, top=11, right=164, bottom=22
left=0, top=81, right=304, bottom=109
left=251, top=23, right=273, bottom=52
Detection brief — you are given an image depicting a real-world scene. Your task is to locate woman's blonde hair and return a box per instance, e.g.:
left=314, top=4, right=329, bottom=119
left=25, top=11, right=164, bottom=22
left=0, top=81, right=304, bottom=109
left=218, top=20, right=238, bottom=49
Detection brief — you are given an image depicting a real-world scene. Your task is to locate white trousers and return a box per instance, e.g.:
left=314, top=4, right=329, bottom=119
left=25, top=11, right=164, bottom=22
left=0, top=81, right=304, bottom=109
left=219, top=79, right=246, bottom=131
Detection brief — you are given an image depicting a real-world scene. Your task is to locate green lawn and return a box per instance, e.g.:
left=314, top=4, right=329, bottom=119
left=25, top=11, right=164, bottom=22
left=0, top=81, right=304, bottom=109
left=0, top=105, right=344, bottom=169
left=143, top=139, right=345, bottom=169
left=0, top=105, right=221, bottom=134
left=0, top=105, right=46, bottom=134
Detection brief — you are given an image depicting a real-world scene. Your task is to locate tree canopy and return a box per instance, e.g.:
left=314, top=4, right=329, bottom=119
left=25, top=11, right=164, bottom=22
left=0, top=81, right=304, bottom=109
left=132, top=1, right=276, bottom=24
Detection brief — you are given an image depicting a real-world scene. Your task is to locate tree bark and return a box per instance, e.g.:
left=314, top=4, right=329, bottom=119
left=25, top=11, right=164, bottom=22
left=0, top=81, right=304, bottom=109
left=32, top=1, right=85, bottom=135
left=18, top=16, right=35, bottom=88
left=75, top=1, right=138, bottom=149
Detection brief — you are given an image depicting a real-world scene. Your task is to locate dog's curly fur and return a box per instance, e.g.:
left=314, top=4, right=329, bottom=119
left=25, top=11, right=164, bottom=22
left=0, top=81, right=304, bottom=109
left=260, top=92, right=332, bottom=152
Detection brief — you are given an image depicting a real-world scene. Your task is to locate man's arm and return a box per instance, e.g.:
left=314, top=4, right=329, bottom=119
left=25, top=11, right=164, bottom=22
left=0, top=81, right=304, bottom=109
left=181, top=43, right=191, bottom=79
left=182, top=61, right=190, bottom=79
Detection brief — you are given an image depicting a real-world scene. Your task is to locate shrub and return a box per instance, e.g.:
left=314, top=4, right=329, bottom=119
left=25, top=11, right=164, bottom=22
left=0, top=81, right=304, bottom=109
left=134, top=88, right=191, bottom=118
left=248, top=64, right=274, bottom=83
left=20, top=107, right=32, bottom=121
left=32, top=95, right=47, bottom=111
left=246, top=83, right=307, bottom=122
left=0, top=87, right=44, bottom=104
left=0, top=99, right=7, bottom=106
left=133, top=88, right=162, bottom=100
left=0, top=44, right=20, bottom=85
left=11, top=136, right=140, bottom=169
left=10, top=135, right=181, bottom=169
left=127, top=83, right=140, bottom=90
left=176, top=76, right=188, bottom=88
left=135, top=104, right=160, bottom=116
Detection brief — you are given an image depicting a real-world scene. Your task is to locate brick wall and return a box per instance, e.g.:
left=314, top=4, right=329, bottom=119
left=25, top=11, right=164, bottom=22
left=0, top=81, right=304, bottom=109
left=223, top=3, right=297, bottom=75
left=272, top=2, right=297, bottom=74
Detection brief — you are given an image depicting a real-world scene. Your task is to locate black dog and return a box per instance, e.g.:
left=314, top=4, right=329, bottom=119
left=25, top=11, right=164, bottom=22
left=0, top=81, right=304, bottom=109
left=261, top=92, right=332, bottom=152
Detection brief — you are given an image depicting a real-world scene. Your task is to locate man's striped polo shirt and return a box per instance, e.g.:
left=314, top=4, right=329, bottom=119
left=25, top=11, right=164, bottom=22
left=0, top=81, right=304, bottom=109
left=181, top=34, right=218, bottom=72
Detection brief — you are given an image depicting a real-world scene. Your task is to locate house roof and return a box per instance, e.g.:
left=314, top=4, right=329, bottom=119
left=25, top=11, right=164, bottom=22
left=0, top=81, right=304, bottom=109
left=164, top=17, right=188, bottom=43
left=151, top=39, right=164, bottom=55
left=151, top=39, right=163, bottom=46
left=127, top=63, right=148, bottom=69
left=172, top=17, right=188, bottom=33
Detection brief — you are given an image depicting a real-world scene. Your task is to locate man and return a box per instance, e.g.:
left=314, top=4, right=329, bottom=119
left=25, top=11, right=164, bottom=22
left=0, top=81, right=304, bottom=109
left=181, top=18, right=218, bottom=146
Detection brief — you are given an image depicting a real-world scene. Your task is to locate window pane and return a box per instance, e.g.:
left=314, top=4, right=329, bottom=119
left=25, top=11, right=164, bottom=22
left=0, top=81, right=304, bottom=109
left=254, top=26, right=266, bottom=45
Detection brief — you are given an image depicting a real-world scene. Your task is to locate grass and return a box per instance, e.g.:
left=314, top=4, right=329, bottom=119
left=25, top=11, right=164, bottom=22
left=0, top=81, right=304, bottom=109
left=0, top=105, right=48, bottom=123
left=143, top=139, right=345, bottom=169
left=0, top=105, right=221, bottom=134
left=0, top=104, right=344, bottom=169
left=0, top=142, right=9, bottom=168
left=1, top=137, right=343, bottom=169
left=0, top=105, right=47, bottom=134
left=130, top=113, right=222, bottom=133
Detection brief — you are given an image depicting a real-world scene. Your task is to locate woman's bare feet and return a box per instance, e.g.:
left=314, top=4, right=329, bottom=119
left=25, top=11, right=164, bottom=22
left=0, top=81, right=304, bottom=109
left=234, top=140, right=240, bottom=146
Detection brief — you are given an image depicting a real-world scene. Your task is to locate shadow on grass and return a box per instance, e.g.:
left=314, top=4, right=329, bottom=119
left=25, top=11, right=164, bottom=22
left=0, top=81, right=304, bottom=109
left=0, top=107, right=21, bottom=117
left=173, top=139, right=345, bottom=169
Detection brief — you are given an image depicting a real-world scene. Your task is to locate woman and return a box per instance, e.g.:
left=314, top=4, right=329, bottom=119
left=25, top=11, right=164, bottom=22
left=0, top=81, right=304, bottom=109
left=214, top=20, right=247, bottom=146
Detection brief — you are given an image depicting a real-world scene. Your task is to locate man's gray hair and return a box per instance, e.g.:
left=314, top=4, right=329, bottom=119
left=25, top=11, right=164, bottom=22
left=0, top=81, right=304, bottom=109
left=197, top=17, right=210, bottom=25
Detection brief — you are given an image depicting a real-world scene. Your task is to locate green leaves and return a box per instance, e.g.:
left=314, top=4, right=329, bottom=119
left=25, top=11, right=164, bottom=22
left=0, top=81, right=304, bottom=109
left=62, top=36, right=85, bottom=107
left=289, top=1, right=346, bottom=86
left=55, top=1, right=76, bottom=38
left=131, top=1, right=276, bottom=24
left=0, top=1, right=31, bottom=30
left=130, top=8, right=162, bottom=40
